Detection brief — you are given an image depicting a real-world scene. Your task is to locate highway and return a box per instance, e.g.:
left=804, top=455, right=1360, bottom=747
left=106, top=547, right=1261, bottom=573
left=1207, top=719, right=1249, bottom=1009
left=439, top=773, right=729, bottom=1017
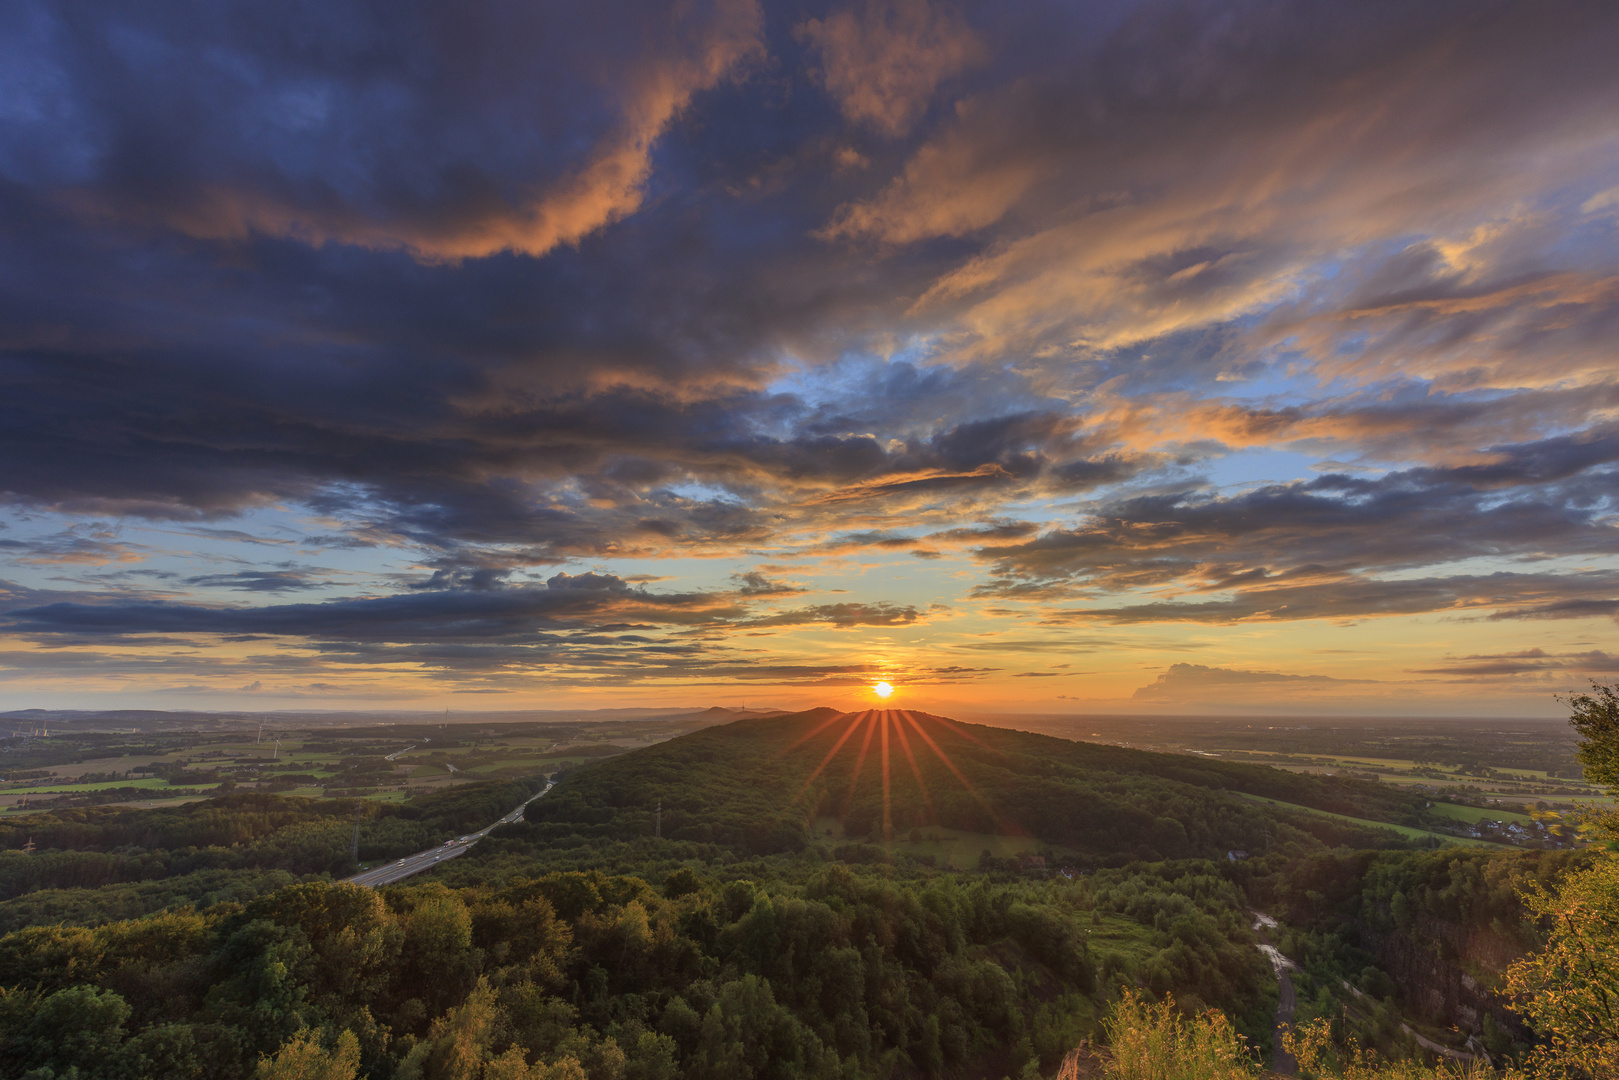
left=347, top=781, right=552, bottom=888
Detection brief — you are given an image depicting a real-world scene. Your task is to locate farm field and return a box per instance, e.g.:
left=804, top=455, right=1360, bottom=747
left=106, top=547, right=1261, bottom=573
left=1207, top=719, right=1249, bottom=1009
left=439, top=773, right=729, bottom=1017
left=1234, top=792, right=1508, bottom=848
left=1424, top=801, right=1533, bottom=825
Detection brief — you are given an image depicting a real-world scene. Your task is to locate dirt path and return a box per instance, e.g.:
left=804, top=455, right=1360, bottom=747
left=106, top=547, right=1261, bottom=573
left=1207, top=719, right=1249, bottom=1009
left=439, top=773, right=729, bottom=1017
left=1252, top=913, right=1298, bottom=1075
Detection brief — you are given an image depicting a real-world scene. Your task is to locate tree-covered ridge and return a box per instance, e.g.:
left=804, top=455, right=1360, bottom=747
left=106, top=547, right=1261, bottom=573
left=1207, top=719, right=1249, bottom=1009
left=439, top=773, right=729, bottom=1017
left=526, top=710, right=1444, bottom=863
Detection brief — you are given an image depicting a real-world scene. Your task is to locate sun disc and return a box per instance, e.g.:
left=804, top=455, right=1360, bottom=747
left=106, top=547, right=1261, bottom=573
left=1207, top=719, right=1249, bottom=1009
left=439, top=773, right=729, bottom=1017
left=873, top=681, right=894, bottom=698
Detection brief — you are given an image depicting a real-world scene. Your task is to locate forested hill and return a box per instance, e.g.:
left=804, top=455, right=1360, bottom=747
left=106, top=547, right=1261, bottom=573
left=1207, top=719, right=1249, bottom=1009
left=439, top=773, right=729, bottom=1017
left=523, top=708, right=1436, bottom=863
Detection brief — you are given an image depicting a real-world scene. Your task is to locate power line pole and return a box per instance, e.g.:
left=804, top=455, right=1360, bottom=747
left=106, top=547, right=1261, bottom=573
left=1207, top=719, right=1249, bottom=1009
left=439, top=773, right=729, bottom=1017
left=654, top=800, right=661, bottom=840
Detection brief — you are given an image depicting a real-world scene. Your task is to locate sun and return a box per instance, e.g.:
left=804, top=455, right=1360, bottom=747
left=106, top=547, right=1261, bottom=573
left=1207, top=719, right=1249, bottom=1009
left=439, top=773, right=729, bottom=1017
left=873, top=682, right=894, bottom=698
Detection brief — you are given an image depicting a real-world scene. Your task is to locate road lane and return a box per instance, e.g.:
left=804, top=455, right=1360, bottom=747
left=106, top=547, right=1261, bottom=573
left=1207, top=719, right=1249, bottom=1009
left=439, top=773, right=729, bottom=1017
left=347, top=781, right=552, bottom=888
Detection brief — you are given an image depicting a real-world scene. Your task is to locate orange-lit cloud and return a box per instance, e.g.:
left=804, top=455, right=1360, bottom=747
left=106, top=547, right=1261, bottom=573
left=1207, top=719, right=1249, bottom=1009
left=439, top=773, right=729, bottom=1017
left=799, top=0, right=985, bottom=138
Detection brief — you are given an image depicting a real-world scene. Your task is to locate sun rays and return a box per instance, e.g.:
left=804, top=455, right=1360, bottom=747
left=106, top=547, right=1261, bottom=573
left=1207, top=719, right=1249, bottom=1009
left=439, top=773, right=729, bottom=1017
left=788, top=708, right=1018, bottom=841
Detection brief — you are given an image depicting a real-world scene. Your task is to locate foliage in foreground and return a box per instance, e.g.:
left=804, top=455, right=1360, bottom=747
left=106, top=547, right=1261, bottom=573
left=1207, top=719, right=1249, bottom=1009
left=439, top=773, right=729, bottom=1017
left=1092, top=991, right=1517, bottom=1080
left=0, top=861, right=1130, bottom=1080
left=1502, top=683, right=1619, bottom=1080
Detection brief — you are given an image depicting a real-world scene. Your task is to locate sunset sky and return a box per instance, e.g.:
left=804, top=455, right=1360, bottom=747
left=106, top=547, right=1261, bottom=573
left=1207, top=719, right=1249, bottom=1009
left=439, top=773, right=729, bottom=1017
left=1, top=0, right=1616, bottom=715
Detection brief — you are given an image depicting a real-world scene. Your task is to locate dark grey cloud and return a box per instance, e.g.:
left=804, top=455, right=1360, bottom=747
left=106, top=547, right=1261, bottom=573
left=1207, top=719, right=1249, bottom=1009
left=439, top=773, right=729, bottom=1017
left=183, top=569, right=326, bottom=593
left=4, top=572, right=741, bottom=643
left=973, top=429, right=1619, bottom=621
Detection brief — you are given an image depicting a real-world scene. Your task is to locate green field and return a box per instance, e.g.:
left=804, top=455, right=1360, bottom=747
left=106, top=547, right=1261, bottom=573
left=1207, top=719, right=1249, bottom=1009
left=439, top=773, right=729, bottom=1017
left=0, top=776, right=210, bottom=796
left=1234, top=793, right=1507, bottom=848
left=1425, top=801, right=1532, bottom=825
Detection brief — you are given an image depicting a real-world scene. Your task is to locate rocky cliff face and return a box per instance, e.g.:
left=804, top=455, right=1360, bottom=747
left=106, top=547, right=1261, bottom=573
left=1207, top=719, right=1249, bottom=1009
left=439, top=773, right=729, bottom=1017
left=1361, top=912, right=1532, bottom=1045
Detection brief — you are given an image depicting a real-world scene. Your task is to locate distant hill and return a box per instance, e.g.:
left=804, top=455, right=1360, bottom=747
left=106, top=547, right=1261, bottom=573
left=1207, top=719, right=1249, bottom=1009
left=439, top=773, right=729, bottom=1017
left=523, top=708, right=1438, bottom=863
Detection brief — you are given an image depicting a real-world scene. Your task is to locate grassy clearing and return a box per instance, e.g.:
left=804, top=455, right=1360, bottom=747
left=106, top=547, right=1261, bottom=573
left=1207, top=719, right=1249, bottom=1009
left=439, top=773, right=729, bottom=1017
left=1233, top=793, right=1507, bottom=848
left=1084, top=912, right=1165, bottom=968
left=1425, top=801, right=1532, bottom=825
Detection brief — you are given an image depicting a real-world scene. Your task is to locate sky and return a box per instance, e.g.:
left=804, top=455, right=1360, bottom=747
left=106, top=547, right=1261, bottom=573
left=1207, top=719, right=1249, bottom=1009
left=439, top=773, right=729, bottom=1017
left=0, top=0, right=1616, bottom=716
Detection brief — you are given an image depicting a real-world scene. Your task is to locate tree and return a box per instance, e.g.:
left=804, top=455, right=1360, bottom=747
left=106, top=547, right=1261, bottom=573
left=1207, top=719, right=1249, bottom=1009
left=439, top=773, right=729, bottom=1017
left=1560, top=681, right=1619, bottom=795
left=254, top=1029, right=363, bottom=1080
left=19, top=984, right=132, bottom=1076
left=1500, top=682, right=1619, bottom=1078
left=396, top=977, right=510, bottom=1080
left=1504, top=858, right=1619, bottom=1080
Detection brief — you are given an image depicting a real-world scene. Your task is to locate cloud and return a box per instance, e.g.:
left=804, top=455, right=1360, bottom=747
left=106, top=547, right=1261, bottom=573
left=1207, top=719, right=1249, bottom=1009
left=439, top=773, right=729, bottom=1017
left=972, top=436, right=1619, bottom=622
left=0, top=526, right=144, bottom=566
left=731, top=571, right=806, bottom=596
left=1410, top=649, right=1619, bottom=677
left=741, top=602, right=922, bottom=628
left=799, top=0, right=985, bottom=138
left=183, top=570, right=326, bottom=593
left=11, top=0, right=764, bottom=261
left=1133, top=663, right=1369, bottom=700
left=1038, top=572, right=1619, bottom=626
left=824, top=0, right=1619, bottom=372
left=1, top=0, right=1618, bottom=701
left=4, top=572, right=741, bottom=643
left=1488, top=599, right=1619, bottom=623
